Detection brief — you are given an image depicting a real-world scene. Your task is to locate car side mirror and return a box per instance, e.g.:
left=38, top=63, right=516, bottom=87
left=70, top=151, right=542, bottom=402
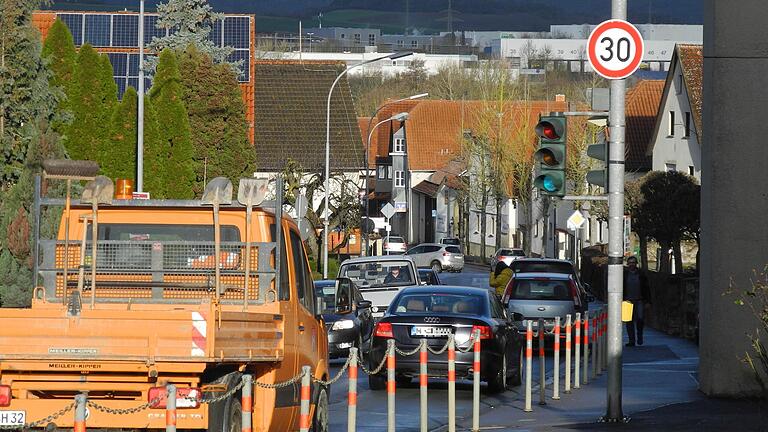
left=356, top=300, right=372, bottom=309
left=586, top=294, right=596, bottom=303
left=334, top=277, right=354, bottom=315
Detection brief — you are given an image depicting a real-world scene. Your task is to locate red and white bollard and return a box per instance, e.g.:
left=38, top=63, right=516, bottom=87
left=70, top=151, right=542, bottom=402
left=166, top=384, right=177, bottom=432
left=592, top=313, right=598, bottom=379
left=74, top=393, right=87, bottom=432
left=472, top=329, right=481, bottom=431
left=242, top=375, right=253, bottom=432
left=565, top=314, right=572, bottom=394
left=419, top=341, right=428, bottom=432
left=448, top=336, right=456, bottom=432
left=583, top=311, right=590, bottom=385
left=601, top=308, right=608, bottom=372
left=574, top=313, right=581, bottom=389
left=299, top=366, right=311, bottom=432
left=553, top=316, right=561, bottom=400
left=524, top=320, right=533, bottom=412
left=387, top=340, right=396, bottom=432
left=348, top=348, right=358, bottom=432
left=538, top=318, right=546, bottom=406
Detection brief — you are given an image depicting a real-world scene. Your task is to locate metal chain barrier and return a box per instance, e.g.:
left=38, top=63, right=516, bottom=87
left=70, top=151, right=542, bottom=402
left=426, top=335, right=453, bottom=355
left=359, top=349, right=388, bottom=375
left=87, top=397, right=161, bottom=415
left=313, top=351, right=353, bottom=386
left=0, top=401, right=76, bottom=430
left=394, top=339, right=425, bottom=357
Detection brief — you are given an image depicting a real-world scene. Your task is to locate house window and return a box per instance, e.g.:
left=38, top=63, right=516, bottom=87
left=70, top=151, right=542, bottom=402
left=395, top=171, right=405, bottom=187
left=665, top=163, right=677, bottom=172
left=354, top=34, right=361, bottom=44
left=688, top=166, right=695, bottom=176
left=397, top=40, right=404, bottom=47
left=684, top=112, right=691, bottom=138
left=394, top=138, right=405, bottom=153
left=676, top=74, right=683, bottom=95
left=378, top=165, right=385, bottom=179
left=340, top=33, right=345, bottom=39
left=668, top=111, right=675, bottom=136
left=411, top=40, right=418, bottom=48
left=387, top=166, right=392, bottom=179
left=368, top=34, right=375, bottom=46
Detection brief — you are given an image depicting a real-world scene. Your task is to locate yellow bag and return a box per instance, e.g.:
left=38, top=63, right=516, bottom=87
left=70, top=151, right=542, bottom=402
left=621, top=301, right=634, bottom=322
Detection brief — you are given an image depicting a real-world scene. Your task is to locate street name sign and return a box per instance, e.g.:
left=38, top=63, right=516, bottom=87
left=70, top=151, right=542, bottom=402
left=587, top=19, right=644, bottom=80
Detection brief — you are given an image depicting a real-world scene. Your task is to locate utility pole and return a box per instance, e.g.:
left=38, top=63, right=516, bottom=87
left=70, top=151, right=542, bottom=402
left=605, top=0, right=627, bottom=422
left=137, top=0, right=145, bottom=192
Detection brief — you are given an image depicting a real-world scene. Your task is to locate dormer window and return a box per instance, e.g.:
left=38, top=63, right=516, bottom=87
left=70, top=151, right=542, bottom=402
left=394, top=138, right=405, bottom=153
left=378, top=166, right=385, bottom=179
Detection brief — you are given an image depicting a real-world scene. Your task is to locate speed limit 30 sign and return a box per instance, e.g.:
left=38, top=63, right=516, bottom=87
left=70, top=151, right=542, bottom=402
left=587, top=19, right=644, bottom=80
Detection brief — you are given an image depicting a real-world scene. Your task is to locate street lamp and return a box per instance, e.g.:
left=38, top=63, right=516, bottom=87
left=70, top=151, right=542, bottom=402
left=362, top=94, right=425, bottom=256
left=323, top=51, right=413, bottom=278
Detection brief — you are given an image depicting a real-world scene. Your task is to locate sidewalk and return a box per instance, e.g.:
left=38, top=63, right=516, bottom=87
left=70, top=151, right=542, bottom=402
left=453, top=327, right=768, bottom=431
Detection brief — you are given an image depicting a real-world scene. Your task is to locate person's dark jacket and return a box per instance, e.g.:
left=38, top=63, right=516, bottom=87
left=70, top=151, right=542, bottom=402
left=622, top=268, right=651, bottom=303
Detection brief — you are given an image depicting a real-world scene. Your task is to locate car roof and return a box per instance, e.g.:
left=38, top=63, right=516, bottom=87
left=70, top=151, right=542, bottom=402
left=512, top=272, right=572, bottom=280
left=398, top=285, right=489, bottom=296
left=341, top=255, right=416, bottom=265
left=413, top=243, right=443, bottom=247
left=512, top=258, right=573, bottom=264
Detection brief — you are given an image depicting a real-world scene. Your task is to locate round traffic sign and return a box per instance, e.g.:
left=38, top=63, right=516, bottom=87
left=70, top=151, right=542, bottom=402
left=587, top=19, right=644, bottom=80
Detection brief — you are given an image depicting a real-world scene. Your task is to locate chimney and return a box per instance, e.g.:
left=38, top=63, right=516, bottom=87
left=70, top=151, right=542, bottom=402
left=555, top=94, right=566, bottom=102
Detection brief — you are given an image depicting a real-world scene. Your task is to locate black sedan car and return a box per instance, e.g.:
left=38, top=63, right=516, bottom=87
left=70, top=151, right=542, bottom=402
left=315, top=280, right=374, bottom=359
left=367, top=286, right=524, bottom=393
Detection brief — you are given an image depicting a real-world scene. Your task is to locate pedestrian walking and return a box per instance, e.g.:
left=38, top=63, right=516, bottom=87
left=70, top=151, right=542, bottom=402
left=490, top=261, right=513, bottom=297
left=623, top=256, right=651, bottom=346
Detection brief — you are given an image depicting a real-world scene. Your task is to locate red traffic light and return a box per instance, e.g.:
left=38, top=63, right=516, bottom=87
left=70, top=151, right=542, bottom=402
left=536, top=121, right=560, bottom=140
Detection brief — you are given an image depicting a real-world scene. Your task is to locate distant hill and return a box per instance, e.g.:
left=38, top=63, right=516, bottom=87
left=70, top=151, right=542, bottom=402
left=47, top=0, right=703, bottom=33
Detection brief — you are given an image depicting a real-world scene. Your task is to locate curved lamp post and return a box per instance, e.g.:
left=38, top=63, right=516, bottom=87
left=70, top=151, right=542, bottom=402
left=323, top=51, right=413, bottom=278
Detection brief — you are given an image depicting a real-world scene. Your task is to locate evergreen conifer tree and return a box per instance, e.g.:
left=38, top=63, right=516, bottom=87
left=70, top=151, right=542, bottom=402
left=148, top=49, right=194, bottom=198
left=41, top=18, right=77, bottom=133
left=0, top=0, right=60, bottom=187
left=178, top=46, right=253, bottom=196
left=142, top=96, right=166, bottom=198
left=67, top=44, right=117, bottom=162
left=104, top=86, right=138, bottom=182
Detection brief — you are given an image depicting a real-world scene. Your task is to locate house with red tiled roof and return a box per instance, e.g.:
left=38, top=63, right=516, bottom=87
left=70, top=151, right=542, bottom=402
left=625, top=80, right=665, bottom=178
left=646, top=44, right=702, bottom=180
left=365, top=98, right=568, bottom=254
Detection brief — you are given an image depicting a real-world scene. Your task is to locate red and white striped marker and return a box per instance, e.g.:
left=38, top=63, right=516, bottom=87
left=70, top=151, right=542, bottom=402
left=472, top=329, right=481, bottom=431
left=419, top=342, right=428, bottom=432
left=242, top=375, right=253, bottom=432
left=348, top=348, right=358, bottom=432
left=387, top=340, right=396, bottom=432
left=565, top=314, right=572, bottom=393
left=524, top=321, right=533, bottom=411
left=166, top=384, right=177, bottom=432
left=538, top=318, right=546, bottom=406
left=191, top=312, right=207, bottom=357
left=299, top=366, right=311, bottom=432
left=74, top=394, right=87, bottom=432
left=583, top=311, right=590, bottom=385
left=553, top=316, right=561, bottom=400
left=574, top=313, right=581, bottom=389
left=448, top=337, right=456, bottom=432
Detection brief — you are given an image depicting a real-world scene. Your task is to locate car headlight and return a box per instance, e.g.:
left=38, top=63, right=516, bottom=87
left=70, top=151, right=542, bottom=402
left=331, top=320, right=355, bottom=330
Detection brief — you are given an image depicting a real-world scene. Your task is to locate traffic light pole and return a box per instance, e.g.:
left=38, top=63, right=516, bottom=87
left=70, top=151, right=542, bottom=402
left=604, top=0, right=627, bottom=422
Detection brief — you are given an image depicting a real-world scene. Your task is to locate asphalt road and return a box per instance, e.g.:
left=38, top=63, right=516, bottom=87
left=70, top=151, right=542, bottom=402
left=326, top=264, right=571, bottom=431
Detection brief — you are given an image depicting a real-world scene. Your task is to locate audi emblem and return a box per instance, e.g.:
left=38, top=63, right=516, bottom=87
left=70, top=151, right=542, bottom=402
left=424, top=316, right=441, bottom=324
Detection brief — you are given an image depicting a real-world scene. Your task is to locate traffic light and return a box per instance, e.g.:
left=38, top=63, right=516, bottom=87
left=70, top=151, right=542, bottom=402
left=533, top=115, right=567, bottom=197
left=586, top=141, right=609, bottom=189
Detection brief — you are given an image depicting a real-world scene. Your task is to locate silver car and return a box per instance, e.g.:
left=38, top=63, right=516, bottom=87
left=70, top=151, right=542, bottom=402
left=501, top=272, right=592, bottom=335
left=404, top=243, right=464, bottom=273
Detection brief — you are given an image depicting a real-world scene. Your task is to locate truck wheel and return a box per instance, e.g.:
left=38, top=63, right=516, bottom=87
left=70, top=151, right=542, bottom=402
left=206, top=373, right=242, bottom=432
left=368, top=373, right=386, bottom=391
left=312, top=386, right=329, bottom=432
left=431, top=261, right=442, bottom=273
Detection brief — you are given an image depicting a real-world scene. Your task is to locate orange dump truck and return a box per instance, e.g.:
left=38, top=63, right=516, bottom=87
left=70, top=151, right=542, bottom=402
left=0, top=166, right=329, bottom=431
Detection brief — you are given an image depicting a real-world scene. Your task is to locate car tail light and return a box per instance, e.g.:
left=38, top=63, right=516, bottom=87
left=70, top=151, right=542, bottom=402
left=471, top=325, right=492, bottom=340
left=443, top=251, right=450, bottom=256
left=498, top=255, right=508, bottom=261
left=0, top=385, right=11, bottom=407
left=148, top=386, right=201, bottom=409
left=374, top=322, right=394, bottom=338
left=569, top=279, right=582, bottom=307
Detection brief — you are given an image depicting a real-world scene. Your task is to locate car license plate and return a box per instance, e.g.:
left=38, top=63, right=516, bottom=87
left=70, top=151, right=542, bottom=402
left=411, top=326, right=452, bottom=337
left=0, top=411, right=25, bottom=426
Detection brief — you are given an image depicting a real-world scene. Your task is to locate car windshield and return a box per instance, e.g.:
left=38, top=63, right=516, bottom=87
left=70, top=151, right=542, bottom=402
left=511, top=261, right=574, bottom=275
left=445, top=246, right=461, bottom=254
left=314, top=285, right=336, bottom=314
left=442, top=238, right=460, bottom=245
left=339, top=260, right=415, bottom=288
left=511, top=278, right=571, bottom=300
left=392, top=293, right=487, bottom=316
left=387, top=236, right=404, bottom=243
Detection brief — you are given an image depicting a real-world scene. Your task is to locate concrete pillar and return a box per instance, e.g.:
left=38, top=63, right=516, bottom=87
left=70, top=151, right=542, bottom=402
left=700, top=0, right=768, bottom=396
